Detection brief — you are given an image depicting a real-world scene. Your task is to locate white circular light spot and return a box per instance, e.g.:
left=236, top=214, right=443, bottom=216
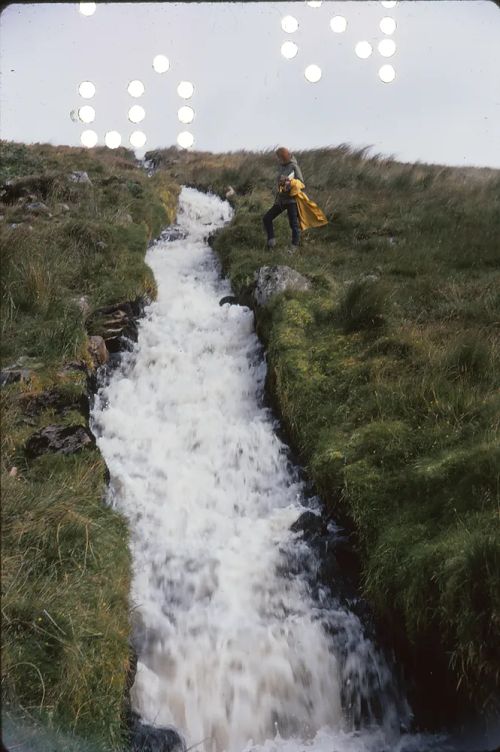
left=128, top=105, right=145, bottom=123
left=177, top=81, right=194, bottom=99
left=81, top=130, right=98, bottom=148
left=378, top=38, right=396, bottom=57
left=128, top=80, right=145, bottom=97
left=178, top=105, right=195, bottom=124
left=380, top=16, right=397, bottom=35
left=307, top=1, right=322, bottom=6
left=281, top=41, right=298, bottom=59
left=281, top=15, right=299, bottom=33
left=355, top=41, right=373, bottom=59
left=79, top=3, right=96, bottom=16
left=330, top=16, right=347, bottom=33
left=130, top=131, right=147, bottom=148
left=304, top=64, right=322, bottom=83
left=105, top=131, right=121, bottom=149
left=78, top=105, right=95, bottom=123
left=177, top=131, right=194, bottom=149
left=381, top=1, right=398, bottom=8
left=379, top=64, right=396, bottom=83
left=153, top=54, right=170, bottom=73
left=79, top=81, right=95, bottom=99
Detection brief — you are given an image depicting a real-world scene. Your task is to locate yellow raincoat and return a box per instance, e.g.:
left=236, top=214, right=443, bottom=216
left=288, top=179, right=328, bottom=232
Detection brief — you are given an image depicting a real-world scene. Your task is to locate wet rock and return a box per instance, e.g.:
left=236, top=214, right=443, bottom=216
left=130, top=718, right=185, bottom=752
left=25, top=424, right=93, bottom=458
left=219, top=295, right=240, bottom=306
left=253, top=265, right=311, bottom=307
left=88, top=335, right=109, bottom=367
left=68, top=170, right=92, bottom=185
left=86, top=298, right=147, bottom=353
left=291, top=510, right=326, bottom=540
left=160, top=226, right=186, bottom=242
left=0, top=368, right=31, bottom=387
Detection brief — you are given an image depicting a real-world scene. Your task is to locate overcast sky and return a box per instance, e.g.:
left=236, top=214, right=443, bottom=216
left=1, top=1, right=499, bottom=167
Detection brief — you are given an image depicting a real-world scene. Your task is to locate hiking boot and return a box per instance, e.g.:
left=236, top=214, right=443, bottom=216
left=267, top=238, right=276, bottom=250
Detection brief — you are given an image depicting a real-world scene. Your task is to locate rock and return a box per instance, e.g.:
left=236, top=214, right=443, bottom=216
left=219, top=295, right=240, bottom=306
left=96, top=240, right=107, bottom=250
left=25, top=425, right=93, bottom=459
left=160, top=226, right=186, bottom=242
left=68, top=171, right=92, bottom=185
left=290, top=510, right=326, bottom=540
left=18, top=388, right=89, bottom=418
left=0, top=369, right=31, bottom=387
left=130, top=719, right=185, bottom=752
left=26, top=201, right=51, bottom=215
left=225, top=185, right=236, bottom=199
left=57, top=203, right=71, bottom=213
left=87, top=335, right=109, bottom=367
left=9, top=467, right=18, bottom=478
left=86, top=298, right=147, bottom=353
left=253, top=265, right=311, bottom=307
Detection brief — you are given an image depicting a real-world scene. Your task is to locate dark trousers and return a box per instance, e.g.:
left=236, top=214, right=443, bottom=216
left=263, top=201, right=301, bottom=246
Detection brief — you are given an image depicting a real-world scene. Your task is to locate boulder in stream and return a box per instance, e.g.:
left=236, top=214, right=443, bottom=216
left=130, top=720, right=185, bottom=752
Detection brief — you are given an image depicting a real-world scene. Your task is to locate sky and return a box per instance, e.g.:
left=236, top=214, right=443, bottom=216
left=1, top=1, right=499, bottom=167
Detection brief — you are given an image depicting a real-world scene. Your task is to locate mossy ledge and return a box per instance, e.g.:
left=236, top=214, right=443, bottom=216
left=1, top=141, right=178, bottom=750
left=149, top=146, right=500, bottom=728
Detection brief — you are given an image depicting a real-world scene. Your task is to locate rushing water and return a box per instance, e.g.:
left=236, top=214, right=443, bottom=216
left=91, top=188, right=456, bottom=752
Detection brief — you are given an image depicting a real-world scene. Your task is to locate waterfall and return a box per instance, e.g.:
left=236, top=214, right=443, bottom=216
left=91, top=187, right=451, bottom=752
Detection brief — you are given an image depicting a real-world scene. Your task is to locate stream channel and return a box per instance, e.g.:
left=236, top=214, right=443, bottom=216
left=91, top=188, right=485, bottom=752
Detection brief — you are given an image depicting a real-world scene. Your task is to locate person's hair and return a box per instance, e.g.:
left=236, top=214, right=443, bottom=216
left=276, top=146, right=292, bottom=163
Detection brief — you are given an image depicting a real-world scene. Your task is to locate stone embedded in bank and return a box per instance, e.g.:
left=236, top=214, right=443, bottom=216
left=253, top=265, right=311, bottom=307
left=25, top=424, right=94, bottom=459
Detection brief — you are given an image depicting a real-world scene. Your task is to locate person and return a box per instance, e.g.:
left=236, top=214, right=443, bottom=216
left=263, top=147, right=305, bottom=253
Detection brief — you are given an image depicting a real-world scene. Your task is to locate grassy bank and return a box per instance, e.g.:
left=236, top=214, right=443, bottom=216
left=1, top=141, right=178, bottom=750
left=148, top=146, right=500, bottom=723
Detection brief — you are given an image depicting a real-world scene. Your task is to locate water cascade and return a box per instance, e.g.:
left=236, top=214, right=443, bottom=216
left=92, top=188, right=452, bottom=752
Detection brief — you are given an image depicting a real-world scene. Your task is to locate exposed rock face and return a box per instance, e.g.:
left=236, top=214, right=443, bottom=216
left=253, top=265, right=311, bottom=307
left=25, top=425, right=94, bottom=458
left=86, top=298, right=148, bottom=353
left=87, top=335, right=109, bottom=367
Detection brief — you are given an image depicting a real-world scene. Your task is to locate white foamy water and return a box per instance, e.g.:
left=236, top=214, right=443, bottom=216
left=92, top=188, right=451, bottom=752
